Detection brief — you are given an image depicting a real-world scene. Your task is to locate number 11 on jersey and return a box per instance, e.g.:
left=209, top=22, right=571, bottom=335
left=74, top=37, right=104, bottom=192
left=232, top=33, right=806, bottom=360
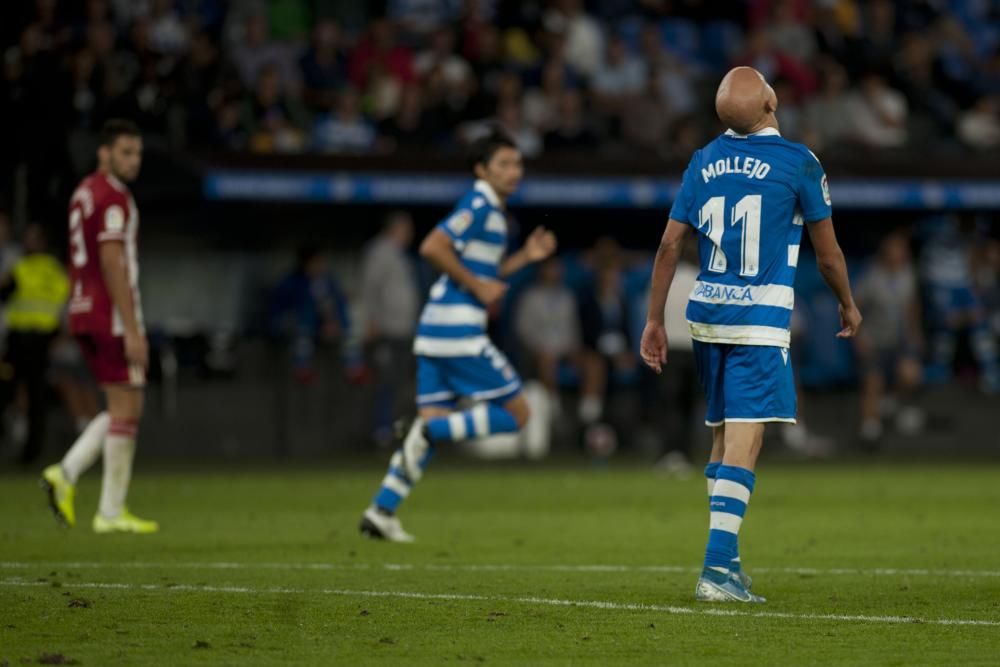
left=699, top=194, right=762, bottom=277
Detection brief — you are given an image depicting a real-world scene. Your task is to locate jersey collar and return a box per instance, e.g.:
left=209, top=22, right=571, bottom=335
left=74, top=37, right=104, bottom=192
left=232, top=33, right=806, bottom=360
left=101, top=170, right=128, bottom=193
left=724, top=127, right=782, bottom=139
left=474, top=179, right=501, bottom=208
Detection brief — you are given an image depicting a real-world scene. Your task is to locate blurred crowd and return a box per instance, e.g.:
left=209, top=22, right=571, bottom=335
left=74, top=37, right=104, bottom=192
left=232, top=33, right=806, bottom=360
left=263, top=211, right=1000, bottom=464
left=2, top=205, right=1000, bottom=463
left=4, top=0, right=1000, bottom=462
left=3, top=0, right=1000, bottom=180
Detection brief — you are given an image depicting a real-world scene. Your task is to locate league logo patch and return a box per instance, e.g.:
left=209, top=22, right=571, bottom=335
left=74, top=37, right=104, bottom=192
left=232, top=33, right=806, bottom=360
left=446, top=210, right=473, bottom=235
left=105, top=205, right=125, bottom=233
left=821, top=174, right=831, bottom=206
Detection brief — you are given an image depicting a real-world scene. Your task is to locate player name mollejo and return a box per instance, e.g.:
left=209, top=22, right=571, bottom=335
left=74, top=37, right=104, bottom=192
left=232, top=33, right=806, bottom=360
left=701, top=156, right=771, bottom=183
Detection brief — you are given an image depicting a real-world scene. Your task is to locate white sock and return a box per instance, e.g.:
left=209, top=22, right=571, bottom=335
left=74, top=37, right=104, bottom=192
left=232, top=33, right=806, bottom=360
left=99, top=420, right=137, bottom=519
left=61, top=412, right=110, bottom=484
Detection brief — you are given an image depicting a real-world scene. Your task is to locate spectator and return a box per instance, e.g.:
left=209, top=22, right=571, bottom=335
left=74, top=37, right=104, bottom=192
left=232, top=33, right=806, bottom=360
left=515, top=257, right=602, bottom=416
left=523, top=59, right=572, bottom=134
left=231, top=13, right=301, bottom=93
left=846, top=72, right=908, bottom=148
left=379, top=84, right=439, bottom=150
left=299, top=19, right=347, bottom=112
left=495, top=98, right=542, bottom=158
left=765, top=0, right=818, bottom=65
left=851, top=0, right=897, bottom=76
left=802, top=61, right=853, bottom=153
left=0, top=224, right=69, bottom=463
left=639, top=23, right=699, bottom=116
left=622, top=70, right=671, bottom=151
left=591, top=36, right=646, bottom=116
left=268, top=0, right=311, bottom=42
left=242, top=63, right=307, bottom=153
left=178, top=29, right=239, bottom=144
left=464, top=23, right=507, bottom=106
left=919, top=215, right=1000, bottom=393
left=893, top=32, right=957, bottom=136
left=312, top=86, right=378, bottom=154
left=109, top=23, right=177, bottom=136
left=360, top=211, right=420, bottom=447
left=957, top=96, right=1000, bottom=149
left=543, top=89, right=598, bottom=152
left=543, top=0, right=604, bottom=78
left=270, top=244, right=351, bottom=385
left=414, top=27, right=473, bottom=95
left=579, top=256, right=635, bottom=427
left=388, top=0, right=462, bottom=39
left=854, top=231, right=924, bottom=446
left=348, top=18, right=415, bottom=118
left=148, top=0, right=188, bottom=56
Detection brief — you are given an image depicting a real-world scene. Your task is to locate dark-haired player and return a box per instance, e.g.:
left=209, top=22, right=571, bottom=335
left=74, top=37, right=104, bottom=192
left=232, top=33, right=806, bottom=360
left=361, top=130, right=557, bottom=542
left=41, top=119, right=158, bottom=534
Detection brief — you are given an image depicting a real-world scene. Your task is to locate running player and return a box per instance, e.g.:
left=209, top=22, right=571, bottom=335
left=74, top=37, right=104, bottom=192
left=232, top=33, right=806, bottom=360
left=640, top=67, right=861, bottom=602
left=360, top=128, right=556, bottom=542
left=41, top=119, right=158, bottom=534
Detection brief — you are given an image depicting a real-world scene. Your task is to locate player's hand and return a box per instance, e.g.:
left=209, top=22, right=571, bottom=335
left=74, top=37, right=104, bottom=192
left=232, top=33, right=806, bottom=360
left=124, top=330, right=149, bottom=370
left=473, top=277, right=509, bottom=307
left=836, top=302, right=863, bottom=338
left=640, top=321, right=668, bottom=374
left=523, top=226, right=557, bottom=262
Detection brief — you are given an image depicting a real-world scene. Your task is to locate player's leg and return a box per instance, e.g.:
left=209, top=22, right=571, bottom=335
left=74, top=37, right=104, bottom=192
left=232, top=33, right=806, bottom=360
left=92, top=383, right=157, bottom=533
left=402, top=343, right=524, bottom=480
left=361, top=356, right=452, bottom=542
left=41, top=412, right=110, bottom=527
left=702, top=425, right=749, bottom=584
left=361, top=403, right=451, bottom=543
left=696, top=345, right=793, bottom=603
left=41, top=335, right=108, bottom=527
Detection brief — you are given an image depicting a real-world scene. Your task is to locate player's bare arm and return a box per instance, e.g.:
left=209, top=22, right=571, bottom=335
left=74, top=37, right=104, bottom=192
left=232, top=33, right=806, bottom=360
left=499, top=226, right=557, bottom=277
left=806, top=217, right=862, bottom=338
left=640, top=219, right=690, bottom=374
left=99, top=241, right=148, bottom=369
left=420, top=227, right=507, bottom=307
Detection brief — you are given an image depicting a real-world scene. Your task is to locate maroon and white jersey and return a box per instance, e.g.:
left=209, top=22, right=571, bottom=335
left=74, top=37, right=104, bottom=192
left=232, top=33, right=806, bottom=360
left=67, top=171, right=144, bottom=337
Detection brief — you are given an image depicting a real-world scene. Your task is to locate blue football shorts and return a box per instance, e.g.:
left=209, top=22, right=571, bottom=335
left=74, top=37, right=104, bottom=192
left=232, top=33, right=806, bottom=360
left=416, top=341, right=522, bottom=408
left=692, top=341, right=796, bottom=426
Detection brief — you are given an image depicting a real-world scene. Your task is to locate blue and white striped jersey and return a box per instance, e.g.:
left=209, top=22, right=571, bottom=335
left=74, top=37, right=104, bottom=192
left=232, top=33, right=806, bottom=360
left=669, top=128, right=832, bottom=348
left=413, top=180, right=508, bottom=357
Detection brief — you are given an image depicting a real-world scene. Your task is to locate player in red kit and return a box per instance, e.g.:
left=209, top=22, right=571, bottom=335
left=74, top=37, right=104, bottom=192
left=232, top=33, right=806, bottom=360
left=41, top=119, right=158, bottom=533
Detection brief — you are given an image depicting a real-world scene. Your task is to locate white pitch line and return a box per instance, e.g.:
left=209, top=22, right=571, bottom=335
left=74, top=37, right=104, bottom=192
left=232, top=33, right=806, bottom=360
left=2, top=561, right=1000, bottom=578
left=0, top=577, right=996, bottom=627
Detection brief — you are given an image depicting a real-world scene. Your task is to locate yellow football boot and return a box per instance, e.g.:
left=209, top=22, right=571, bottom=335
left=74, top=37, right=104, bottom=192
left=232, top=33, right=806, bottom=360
left=41, top=464, right=76, bottom=527
left=92, top=509, right=159, bottom=534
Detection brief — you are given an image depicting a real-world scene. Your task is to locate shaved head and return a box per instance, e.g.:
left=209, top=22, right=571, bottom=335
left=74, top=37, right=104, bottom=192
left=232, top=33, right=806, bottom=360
left=715, top=66, right=778, bottom=135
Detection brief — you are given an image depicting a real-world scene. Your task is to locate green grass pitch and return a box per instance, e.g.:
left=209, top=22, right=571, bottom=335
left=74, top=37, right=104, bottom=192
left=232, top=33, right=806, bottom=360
left=2, top=461, right=999, bottom=665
